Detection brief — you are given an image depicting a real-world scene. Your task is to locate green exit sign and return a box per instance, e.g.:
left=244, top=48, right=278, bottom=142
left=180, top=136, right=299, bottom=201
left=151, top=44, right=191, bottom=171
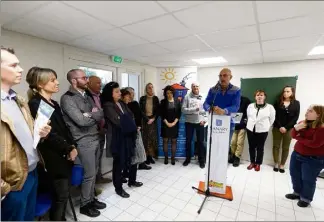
left=111, top=55, right=123, bottom=64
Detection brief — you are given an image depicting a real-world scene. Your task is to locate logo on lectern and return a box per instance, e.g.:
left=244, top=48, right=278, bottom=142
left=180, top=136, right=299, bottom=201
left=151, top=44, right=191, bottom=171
left=216, top=119, right=222, bottom=126
left=212, top=119, right=228, bottom=134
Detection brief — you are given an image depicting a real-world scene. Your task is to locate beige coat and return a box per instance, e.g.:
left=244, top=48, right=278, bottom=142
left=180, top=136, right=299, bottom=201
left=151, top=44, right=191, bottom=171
left=1, top=95, right=44, bottom=196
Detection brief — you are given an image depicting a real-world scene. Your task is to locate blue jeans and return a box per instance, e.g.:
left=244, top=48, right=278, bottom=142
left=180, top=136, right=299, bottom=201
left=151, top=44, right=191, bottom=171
left=1, top=169, right=38, bottom=221
left=290, top=151, right=324, bottom=202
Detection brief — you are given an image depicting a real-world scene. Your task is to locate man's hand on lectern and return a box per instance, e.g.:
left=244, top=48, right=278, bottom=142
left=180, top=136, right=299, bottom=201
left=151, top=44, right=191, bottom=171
left=213, top=106, right=225, bottom=115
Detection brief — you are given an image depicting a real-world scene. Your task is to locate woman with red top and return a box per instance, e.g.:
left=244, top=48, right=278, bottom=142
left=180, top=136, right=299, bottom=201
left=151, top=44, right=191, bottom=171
left=285, top=105, right=324, bottom=208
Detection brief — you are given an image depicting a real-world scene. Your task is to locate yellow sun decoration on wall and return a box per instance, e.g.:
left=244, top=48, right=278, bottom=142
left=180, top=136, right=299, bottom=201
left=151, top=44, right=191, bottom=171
left=160, top=68, right=177, bottom=84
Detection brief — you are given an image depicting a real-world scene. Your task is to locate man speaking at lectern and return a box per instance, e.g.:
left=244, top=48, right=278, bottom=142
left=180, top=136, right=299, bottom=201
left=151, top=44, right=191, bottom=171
left=203, top=68, right=241, bottom=149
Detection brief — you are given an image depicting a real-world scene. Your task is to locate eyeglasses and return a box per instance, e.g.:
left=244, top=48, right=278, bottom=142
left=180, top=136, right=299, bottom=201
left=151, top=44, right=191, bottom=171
left=74, top=76, right=88, bottom=80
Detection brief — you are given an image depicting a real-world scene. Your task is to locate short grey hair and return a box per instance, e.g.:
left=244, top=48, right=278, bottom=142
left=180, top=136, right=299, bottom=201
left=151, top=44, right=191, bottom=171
left=125, top=87, right=134, bottom=92
left=191, top=82, right=200, bottom=87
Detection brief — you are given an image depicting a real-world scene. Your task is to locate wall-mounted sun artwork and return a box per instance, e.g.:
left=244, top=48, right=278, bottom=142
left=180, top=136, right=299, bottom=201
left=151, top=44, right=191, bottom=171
left=160, top=68, right=177, bottom=84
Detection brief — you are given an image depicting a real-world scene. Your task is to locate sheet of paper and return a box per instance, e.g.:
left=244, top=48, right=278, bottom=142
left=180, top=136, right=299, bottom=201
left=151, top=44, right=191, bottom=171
left=231, top=112, right=243, bottom=124
left=33, top=100, right=54, bottom=149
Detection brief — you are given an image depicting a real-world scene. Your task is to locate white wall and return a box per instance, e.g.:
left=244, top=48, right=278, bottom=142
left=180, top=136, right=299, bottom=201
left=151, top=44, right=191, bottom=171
left=198, top=59, right=324, bottom=166
left=1, top=29, right=157, bottom=101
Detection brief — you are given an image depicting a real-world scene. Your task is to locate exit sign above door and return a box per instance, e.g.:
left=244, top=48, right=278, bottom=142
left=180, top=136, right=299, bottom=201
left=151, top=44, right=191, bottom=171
left=111, top=55, right=123, bottom=64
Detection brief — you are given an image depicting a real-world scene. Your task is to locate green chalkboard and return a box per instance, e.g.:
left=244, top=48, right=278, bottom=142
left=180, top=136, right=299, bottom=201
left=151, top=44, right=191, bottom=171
left=241, top=76, right=297, bottom=105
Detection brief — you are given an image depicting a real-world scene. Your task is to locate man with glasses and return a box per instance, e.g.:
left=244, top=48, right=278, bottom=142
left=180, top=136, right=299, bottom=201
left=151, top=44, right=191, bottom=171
left=203, top=68, right=241, bottom=153
left=60, top=69, right=106, bottom=217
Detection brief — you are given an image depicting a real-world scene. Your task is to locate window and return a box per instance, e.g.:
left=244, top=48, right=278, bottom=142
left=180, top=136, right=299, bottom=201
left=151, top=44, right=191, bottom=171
left=121, top=73, right=129, bottom=88
left=79, top=66, right=113, bottom=90
left=121, top=72, right=140, bottom=101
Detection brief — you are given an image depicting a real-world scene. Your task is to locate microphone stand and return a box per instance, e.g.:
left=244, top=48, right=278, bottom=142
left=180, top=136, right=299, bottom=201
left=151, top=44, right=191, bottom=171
left=192, top=91, right=228, bottom=214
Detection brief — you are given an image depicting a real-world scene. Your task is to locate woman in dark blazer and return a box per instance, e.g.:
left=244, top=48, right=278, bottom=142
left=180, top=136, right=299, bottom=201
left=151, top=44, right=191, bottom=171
left=26, top=67, right=78, bottom=221
left=139, top=83, right=160, bottom=164
left=160, top=85, right=181, bottom=165
left=102, top=82, right=141, bottom=198
left=273, top=86, right=300, bottom=173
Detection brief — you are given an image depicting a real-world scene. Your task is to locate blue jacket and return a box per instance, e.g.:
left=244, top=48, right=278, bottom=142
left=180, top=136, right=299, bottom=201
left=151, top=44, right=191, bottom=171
left=203, top=82, right=241, bottom=127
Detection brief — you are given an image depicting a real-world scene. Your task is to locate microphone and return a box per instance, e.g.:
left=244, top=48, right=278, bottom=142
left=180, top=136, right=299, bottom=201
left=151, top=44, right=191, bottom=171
left=209, top=88, right=217, bottom=114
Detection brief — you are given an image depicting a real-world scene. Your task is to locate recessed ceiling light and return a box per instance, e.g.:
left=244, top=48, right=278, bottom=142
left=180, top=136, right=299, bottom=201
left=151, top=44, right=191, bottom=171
left=308, top=45, right=324, bottom=55
left=192, top=56, right=227, bottom=65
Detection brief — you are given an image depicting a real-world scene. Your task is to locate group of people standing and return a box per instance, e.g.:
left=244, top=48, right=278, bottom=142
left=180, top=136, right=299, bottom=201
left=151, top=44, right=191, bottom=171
left=0, top=46, right=162, bottom=220
left=213, top=68, right=324, bottom=208
left=228, top=86, right=300, bottom=173
left=1, top=45, right=323, bottom=222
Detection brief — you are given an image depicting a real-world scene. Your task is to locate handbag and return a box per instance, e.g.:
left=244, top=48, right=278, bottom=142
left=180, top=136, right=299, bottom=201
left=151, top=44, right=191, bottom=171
left=131, top=132, right=147, bottom=165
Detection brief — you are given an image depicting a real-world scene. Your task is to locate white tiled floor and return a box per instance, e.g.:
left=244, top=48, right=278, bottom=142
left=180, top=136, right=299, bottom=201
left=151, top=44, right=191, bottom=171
left=66, top=160, right=324, bottom=221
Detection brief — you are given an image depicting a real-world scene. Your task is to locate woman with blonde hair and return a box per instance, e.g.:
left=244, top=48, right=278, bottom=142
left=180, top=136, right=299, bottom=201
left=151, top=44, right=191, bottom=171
left=139, top=83, right=160, bottom=165
left=26, top=67, right=78, bottom=220
left=285, top=105, right=324, bottom=208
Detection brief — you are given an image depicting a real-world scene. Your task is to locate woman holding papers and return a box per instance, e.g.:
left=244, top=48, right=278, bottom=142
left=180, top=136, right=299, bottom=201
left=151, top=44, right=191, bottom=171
left=26, top=67, right=78, bottom=221
left=273, top=86, right=300, bottom=173
left=246, top=90, right=276, bottom=171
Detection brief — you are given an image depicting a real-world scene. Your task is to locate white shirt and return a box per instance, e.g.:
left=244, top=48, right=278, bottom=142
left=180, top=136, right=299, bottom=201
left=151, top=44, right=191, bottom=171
left=246, top=103, right=276, bottom=133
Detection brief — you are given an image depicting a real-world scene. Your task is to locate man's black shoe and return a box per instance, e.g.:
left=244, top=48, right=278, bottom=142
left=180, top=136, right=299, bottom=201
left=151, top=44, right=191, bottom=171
left=233, top=156, right=240, bottom=167
left=80, top=204, right=100, bottom=217
left=199, top=162, right=205, bottom=169
left=91, top=198, right=106, bottom=210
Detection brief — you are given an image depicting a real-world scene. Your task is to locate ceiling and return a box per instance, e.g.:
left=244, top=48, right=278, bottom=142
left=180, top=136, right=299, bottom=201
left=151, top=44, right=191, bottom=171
left=2, top=1, right=324, bottom=67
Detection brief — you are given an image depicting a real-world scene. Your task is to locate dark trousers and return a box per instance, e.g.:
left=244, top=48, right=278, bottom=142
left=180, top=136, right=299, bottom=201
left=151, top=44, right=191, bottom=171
left=113, top=157, right=123, bottom=192
left=49, top=178, right=70, bottom=221
left=96, top=132, right=105, bottom=179
left=113, top=157, right=138, bottom=192
left=289, top=151, right=324, bottom=202
left=247, top=129, right=268, bottom=164
left=1, top=169, right=38, bottom=221
left=185, top=122, right=206, bottom=163
left=123, top=164, right=138, bottom=184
